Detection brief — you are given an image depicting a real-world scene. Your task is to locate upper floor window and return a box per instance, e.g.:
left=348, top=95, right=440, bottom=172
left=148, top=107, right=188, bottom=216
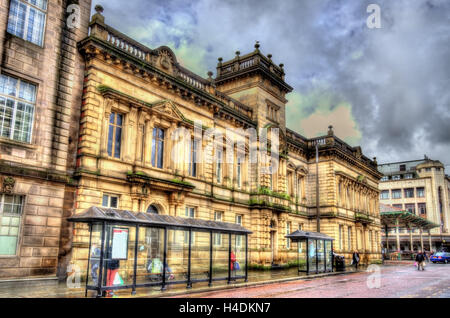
left=236, top=214, right=243, bottom=247
left=380, top=176, right=389, bottom=181
left=418, top=203, right=427, bottom=215
left=399, top=164, right=406, bottom=171
left=425, top=168, right=431, bottom=172
left=392, top=204, right=403, bottom=209
left=184, top=206, right=195, bottom=244
left=416, top=187, right=425, bottom=198
left=392, top=175, right=401, bottom=181
left=102, top=194, right=119, bottom=209
left=151, top=127, right=165, bottom=168
left=214, top=211, right=223, bottom=245
left=188, top=138, right=198, bottom=177
left=7, top=0, right=47, bottom=46
left=236, top=156, right=242, bottom=188
left=405, top=203, right=415, bottom=214
left=404, top=188, right=414, bottom=198
left=392, top=189, right=402, bottom=199
left=404, top=174, right=414, bottom=179
left=0, top=74, right=36, bottom=143
left=380, top=190, right=389, bottom=200
left=0, top=194, right=23, bottom=256
left=216, top=149, right=223, bottom=184
left=107, top=112, right=122, bottom=159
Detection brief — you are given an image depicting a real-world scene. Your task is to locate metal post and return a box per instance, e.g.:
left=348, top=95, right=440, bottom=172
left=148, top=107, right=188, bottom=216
left=297, top=241, right=300, bottom=274
left=409, top=225, right=413, bottom=253
left=85, top=223, right=93, bottom=298
left=132, top=225, right=139, bottom=295
left=306, top=239, right=309, bottom=274
left=209, top=231, right=213, bottom=287
left=161, top=228, right=168, bottom=291
left=331, top=241, right=334, bottom=272
left=315, top=143, right=320, bottom=232
left=97, top=222, right=106, bottom=298
left=187, top=229, right=192, bottom=289
left=395, top=218, right=400, bottom=260
left=245, top=234, right=249, bottom=282
left=315, top=239, right=318, bottom=274
left=227, top=233, right=232, bottom=284
left=323, top=239, right=327, bottom=272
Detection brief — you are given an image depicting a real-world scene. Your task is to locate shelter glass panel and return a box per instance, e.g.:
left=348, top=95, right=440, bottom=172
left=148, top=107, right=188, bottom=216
left=212, top=233, right=229, bottom=280
left=136, top=227, right=164, bottom=285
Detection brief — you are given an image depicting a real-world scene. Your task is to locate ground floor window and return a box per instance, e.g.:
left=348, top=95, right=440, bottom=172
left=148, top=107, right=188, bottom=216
left=0, top=194, right=23, bottom=256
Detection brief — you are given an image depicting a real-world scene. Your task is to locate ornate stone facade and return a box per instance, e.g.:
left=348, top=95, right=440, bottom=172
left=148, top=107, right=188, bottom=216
left=68, top=9, right=383, bottom=273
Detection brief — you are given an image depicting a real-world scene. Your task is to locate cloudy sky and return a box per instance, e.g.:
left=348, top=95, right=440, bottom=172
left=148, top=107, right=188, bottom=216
left=92, top=0, right=450, bottom=166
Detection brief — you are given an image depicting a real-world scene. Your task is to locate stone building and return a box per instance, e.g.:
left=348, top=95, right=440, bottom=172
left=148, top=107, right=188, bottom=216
left=0, top=0, right=91, bottom=281
left=67, top=7, right=383, bottom=277
left=379, top=157, right=450, bottom=251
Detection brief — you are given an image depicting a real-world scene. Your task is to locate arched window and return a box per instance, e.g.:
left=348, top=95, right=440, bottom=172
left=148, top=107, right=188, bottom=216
left=147, top=204, right=159, bottom=214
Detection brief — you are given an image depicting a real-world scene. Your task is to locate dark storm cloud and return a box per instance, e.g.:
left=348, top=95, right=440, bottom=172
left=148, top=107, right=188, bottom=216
left=92, top=0, right=450, bottom=164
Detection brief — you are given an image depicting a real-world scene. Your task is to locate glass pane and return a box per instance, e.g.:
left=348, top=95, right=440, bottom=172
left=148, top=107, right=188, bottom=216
left=298, top=241, right=307, bottom=271
left=136, top=227, right=164, bottom=285
left=0, top=227, right=9, bottom=235
left=191, top=231, right=210, bottom=281
left=110, top=197, right=118, bottom=209
left=102, top=195, right=108, bottom=207
left=317, top=240, right=325, bottom=273
left=166, top=229, right=188, bottom=282
left=0, top=75, right=18, bottom=96
left=325, top=241, right=333, bottom=272
left=7, top=1, right=27, bottom=40
left=87, top=223, right=103, bottom=287
left=107, top=125, right=114, bottom=156
left=9, top=226, right=19, bottom=236
left=18, top=80, right=36, bottom=103
left=1, top=217, right=11, bottom=226
left=0, top=236, right=17, bottom=255
left=114, top=127, right=121, bottom=158
left=308, top=240, right=317, bottom=273
left=102, top=225, right=135, bottom=288
left=157, top=140, right=164, bottom=168
left=151, top=138, right=156, bottom=167
left=231, top=234, right=245, bottom=278
left=116, top=114, right=122, bottom=126
left=212, top=233, right=229, bottom=280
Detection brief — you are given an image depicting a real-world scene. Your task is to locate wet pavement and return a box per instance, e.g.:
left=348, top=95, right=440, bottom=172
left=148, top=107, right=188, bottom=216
left=170, top=263, right=450, bottom=298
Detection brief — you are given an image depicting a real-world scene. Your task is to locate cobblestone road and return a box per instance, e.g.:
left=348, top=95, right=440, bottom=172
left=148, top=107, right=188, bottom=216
left=173, top=263, right=450, bottom=298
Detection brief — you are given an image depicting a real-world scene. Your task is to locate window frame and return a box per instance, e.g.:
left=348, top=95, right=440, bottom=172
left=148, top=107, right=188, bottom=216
left=7, top=0, right=48, bottom=47
left=0, top=74, right=37, bottom=144
left=213, top=211, right=223, bottom=246
left=101, top=193, right=119, bottom=209
left=107, top=112, right=123, bottom=159
left=151, top=126, right=165, bottom=169
left=0, top=194, right=25, bottom=257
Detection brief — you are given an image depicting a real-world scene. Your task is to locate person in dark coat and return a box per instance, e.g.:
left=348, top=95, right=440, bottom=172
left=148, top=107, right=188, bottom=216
left=415, top=250, right=425, bottom=271
left=352, top=250, right=360, bottom=270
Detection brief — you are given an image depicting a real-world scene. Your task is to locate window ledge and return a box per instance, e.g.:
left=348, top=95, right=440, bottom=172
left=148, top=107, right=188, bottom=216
left=0, top=137, right=37, bottom=150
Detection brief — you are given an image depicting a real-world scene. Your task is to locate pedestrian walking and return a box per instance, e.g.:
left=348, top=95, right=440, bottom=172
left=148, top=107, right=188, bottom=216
left=352, top=250, right=360, bottom=270
left=415, top=250, right=425, bottom=271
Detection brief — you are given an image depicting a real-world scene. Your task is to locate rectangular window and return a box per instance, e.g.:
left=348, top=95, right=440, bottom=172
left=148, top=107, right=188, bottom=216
left=184, top=207, right=195, bottom=244
left=399, top=164, right=406, bottom=171
left=405, top=204, right=415, bottom=214
left=380, top=176, right=388, bottom=181
left=102, top=194, right=119, bottom=209
left=380, top=190, right=389, bottom=200
left=418, top=203, right=427, bottom=215
left=0, top=194, right=23, bottom=256
left=416, top=187, right=425, bottom=198
left=392, top=189, right=402, bottom=199
left=216, top=149, right=222, bottom=183
left=236, top=215, right=243, bottom=247
left=404, top=174, right=414, bottom=179
left=392, top=175, right=401, bottom=180
left=188, top=138, right=197, bottom=177
left=7, top=0, right=47, bottom=46
left=404, top=188, right=414, bottom=198
left=236, top=157, right=242, bottom=188
left=392, top=204, right=403, bottom=209
left=214, top=211, right=223, bottom=246
left=0, top=75, right=36, bottom=143
left=151, top=127, right=165, bottom=168
left=347, top=227, right=352, bottom=250
left=107, top=112, right=123, bottom=159
left=286, top=221, right=291, bottom=249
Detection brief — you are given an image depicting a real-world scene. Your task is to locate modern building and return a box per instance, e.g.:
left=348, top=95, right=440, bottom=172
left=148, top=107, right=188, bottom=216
left=378, top=157, right=450, bottom=252
left=66, top=6, right=383, bottom=283
left=0, top=0, right=92, bottom=281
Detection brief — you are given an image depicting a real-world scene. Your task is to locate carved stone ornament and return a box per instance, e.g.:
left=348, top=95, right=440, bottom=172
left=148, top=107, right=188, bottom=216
left=1, top=176, right=15, bottom=194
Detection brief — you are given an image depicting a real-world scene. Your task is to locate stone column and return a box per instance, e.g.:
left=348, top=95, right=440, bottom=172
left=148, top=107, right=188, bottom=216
left=143, top=116, right=155, bottom=167
left=100, top=98, right=114, bottom=157
left=409, top=226, right=413, bottom=252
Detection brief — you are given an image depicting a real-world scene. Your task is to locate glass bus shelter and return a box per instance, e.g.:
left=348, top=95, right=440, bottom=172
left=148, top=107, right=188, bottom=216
left=286, top=230, right=334, bottom=274
left=68, top=207, right=251, bottom=297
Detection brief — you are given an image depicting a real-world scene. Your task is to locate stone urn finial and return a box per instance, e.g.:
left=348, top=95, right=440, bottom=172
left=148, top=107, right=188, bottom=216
left=267, top=54, right=272, bottom=60
left=254, top=41, right=260, bottom=51
left=95, top=4, right=104, bottom=14
left=207, top=71, right=213, bottom=80
left=235, top=51, right=240, bottom=58
left=328, top=125, right=334, bottom=136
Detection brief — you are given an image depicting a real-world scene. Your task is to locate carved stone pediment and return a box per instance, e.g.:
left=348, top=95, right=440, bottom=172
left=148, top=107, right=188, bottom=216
left=151, top=100, right=186, bottom=123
